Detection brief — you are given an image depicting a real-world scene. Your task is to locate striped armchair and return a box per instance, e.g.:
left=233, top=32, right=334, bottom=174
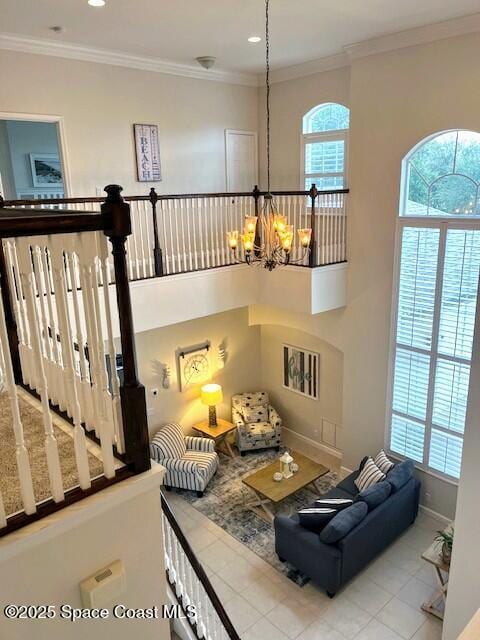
left=150, top=423, right=219, bottom=497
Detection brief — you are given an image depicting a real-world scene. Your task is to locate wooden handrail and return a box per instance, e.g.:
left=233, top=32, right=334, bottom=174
left=459, top=609, right=480, bottom=640
left=161, top=494, right=241, bottom=640
left=0, top=187, right=349, bottom=208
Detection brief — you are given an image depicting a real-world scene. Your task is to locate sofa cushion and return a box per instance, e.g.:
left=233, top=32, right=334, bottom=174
left=314, top=497, right=353, bottom=511
left=320, top=502, right=368, bottom=544
left=355, top=480, right=392, bottom=511
left=150, top=422, right=186, bottom=460
left=298, top=507, right=337, bottom=532
left=355, top=457, right=386, bottom=491
left=358, top=456, right=369, bottom=471
left=336, top=471, right=361, bottom=497
left=374, top=449, right=395, bottom=474
left=244, top=405, right=269, bottom=423
left=387, top=459, right=414, bottom=492
left=320, top=486, right=357, bottom=501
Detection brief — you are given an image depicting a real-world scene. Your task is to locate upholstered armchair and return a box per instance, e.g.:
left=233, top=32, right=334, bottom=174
left=231, top=391, right=282, bottom=455
left=150, top=422, right=219, bottom=497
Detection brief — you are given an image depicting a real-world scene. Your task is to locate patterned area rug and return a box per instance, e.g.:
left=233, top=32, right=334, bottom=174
left=174, top=448, right=337, bottom=585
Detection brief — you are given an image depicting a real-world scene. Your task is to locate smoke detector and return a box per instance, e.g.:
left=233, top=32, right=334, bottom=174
left=196, top=56, right=216, bottom=70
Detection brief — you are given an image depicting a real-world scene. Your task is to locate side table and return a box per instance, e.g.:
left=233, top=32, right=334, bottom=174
left=193, top=418, right=237, bottom=458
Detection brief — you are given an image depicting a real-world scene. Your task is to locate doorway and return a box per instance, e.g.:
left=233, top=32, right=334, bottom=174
left=225, top=129, right=258, bottom=192
left=0, top=115, right=68, bottom=200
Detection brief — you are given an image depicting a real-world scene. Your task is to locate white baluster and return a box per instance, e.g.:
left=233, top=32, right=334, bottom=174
left=180, top=197, right=187, bottom=272
left=99, top=244, right=123, bottom=454
left=0, top=285, right=36, bottom=514
left=49, top=237, right=91, bottom=490
left=0, top=491, right=6, bottom=528
left=77, top=235, right=115, bottom=478
left=66, top=252, right=93, bottom=431
left=39, top=247, right=67, bottom=411
left=17, top=238, right=64, bottom=503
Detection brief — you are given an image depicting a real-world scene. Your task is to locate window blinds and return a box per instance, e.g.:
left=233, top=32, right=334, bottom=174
left=390, top=226, right=480, bottom=479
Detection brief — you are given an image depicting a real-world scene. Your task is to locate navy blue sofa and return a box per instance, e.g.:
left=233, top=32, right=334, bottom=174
left=274, top=465, right=421, bottom=597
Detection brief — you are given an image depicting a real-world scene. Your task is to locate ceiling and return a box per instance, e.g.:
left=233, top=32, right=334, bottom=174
left=1, top=0, right=479, bottom=75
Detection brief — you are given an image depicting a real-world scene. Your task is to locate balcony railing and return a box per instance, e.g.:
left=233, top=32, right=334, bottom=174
left=0, top=185, right=150, bottom=536
left=1, top=185, right=348, bottom=282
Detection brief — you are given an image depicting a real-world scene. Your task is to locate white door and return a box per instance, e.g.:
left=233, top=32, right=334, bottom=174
left=225, top=129, right=258, bottom=192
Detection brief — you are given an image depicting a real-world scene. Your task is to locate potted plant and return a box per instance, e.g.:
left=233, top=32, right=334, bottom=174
left=435, top=528, right=454, bottom=565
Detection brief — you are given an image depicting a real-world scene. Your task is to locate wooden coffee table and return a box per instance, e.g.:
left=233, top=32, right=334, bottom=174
left=242, top=450, right=329, bottom=523
left=193, top=418, right=237, bottom=458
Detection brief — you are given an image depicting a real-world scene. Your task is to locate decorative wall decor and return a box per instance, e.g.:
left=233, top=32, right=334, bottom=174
left=176, top=341, right=211, bottom=392
left=29, top=153, right=63, bottom=188
left=133, top=124, right=162, bottom=182
left=283, top=344, right=319, bottom=400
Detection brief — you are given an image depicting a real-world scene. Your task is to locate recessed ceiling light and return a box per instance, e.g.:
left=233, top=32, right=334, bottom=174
left=88, top=0, right=106, bottom=6
left=248, top=36, right=261, bottom=43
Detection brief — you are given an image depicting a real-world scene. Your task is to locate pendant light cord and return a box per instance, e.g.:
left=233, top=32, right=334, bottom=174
left=265, top=0, right=271, bottom=193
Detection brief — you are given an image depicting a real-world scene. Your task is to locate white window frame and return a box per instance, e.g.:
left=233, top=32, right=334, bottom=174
left=300, top=129, right=349, bottom=191
left=385, top=214, right=480, bottom=484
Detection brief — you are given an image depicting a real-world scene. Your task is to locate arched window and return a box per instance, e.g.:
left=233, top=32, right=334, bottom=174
left=301, top=103, right=349, bottom=191
left=402, top=130, right=480, bottom=216
left=388, top=130, right=480, bottom=480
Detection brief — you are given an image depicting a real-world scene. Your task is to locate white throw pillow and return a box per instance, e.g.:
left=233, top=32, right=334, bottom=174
left=374, top=449, right=395, bottom=474
left=355, top=457, right=386, bottom=491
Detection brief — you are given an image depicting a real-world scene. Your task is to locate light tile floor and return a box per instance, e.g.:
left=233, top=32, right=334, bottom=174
left=165, top=490, right=445, bottom=640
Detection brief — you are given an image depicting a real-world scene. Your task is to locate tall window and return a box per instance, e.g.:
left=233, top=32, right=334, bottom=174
left=388, top=130, right=480, bottom=480
left=301, top=103, right=349, bottom=191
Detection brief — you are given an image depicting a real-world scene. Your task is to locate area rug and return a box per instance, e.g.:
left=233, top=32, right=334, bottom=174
left=0, top=392, right=104, bottom=517
left=172, top=448, right=338, bottom=585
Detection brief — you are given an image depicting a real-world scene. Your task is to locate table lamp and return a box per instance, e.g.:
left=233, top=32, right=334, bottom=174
left=201, top=383, right=223, bottom=427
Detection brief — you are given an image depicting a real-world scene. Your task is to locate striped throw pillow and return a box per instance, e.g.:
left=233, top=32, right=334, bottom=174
left=150, top=423, right=186, bottom=461
left=354, top=457, right=386, bottom=492
left=374, top=449, right=395, bottom=474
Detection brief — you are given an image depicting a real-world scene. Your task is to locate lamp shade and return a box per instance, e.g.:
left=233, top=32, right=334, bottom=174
left=201, top=384, right=223, bottom=407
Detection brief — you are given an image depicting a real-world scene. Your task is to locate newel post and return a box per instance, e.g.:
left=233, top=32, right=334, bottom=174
left=0, top=195, right=22, bottom=384
left=253, top=185, right=261, bottom=257
left=102, top=184, right=151, bottom=474
left=149, top=187, right=164, bottom=277
left=308, top=183, right=318, bottom=267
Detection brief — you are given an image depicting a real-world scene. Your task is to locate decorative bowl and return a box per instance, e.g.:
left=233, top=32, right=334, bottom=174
left=273, top=472, right=283, bottom=482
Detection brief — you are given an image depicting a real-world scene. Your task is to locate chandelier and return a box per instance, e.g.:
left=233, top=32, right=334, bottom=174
left=226, top=0, right=312, bottom=271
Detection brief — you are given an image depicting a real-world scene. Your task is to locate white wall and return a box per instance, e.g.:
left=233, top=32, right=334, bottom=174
left=0, top=121, right=16, bottom=198
left=135, top=307, right=262, bottom=436
left=257, top=32, right=480, bottom=518
left=259, top=323, right=343, bottom=452
left=443, top=286, right=480, bottom=640
left=0, top=50, right=258, bottom=197
left=0, top=469, right=168, bottom=640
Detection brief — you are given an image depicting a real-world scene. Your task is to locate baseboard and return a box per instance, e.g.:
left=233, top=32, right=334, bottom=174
left=283, top=426, right=342, bottom=460
left=418, top=504, right=452, bottom=525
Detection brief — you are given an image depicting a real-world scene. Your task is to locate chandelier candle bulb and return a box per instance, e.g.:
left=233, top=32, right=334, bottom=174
left=298, top=228, right=312, bottom=248
left=242, top=233, right=255, bottom=252
left=244, top=216, right=258, bottom=234
left=273, top=215, right=287, bottom=234
left=227, top=230, right=239, bottom=250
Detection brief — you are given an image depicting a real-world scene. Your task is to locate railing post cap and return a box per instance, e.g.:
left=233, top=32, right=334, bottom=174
left=104, top=184, right=124, bottom=203
left=149, top=187, right=159, bottom=203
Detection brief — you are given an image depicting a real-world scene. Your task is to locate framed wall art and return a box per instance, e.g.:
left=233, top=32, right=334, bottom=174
left=133, top=124, right=162, bottom=182
left=283, top=344, right=319, bottom=400
left=176, top=341, right=211, bottom=392
left=29, top=153, right=63, bottom=188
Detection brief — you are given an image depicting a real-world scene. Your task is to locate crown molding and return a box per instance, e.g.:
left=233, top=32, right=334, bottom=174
left=264, top=11, right=480, bottom=85
left=268, top=52, right=349, bottom=85
left=0, top=32, right=259, bottom=87
left=345, top=12, right=480, bottom=60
